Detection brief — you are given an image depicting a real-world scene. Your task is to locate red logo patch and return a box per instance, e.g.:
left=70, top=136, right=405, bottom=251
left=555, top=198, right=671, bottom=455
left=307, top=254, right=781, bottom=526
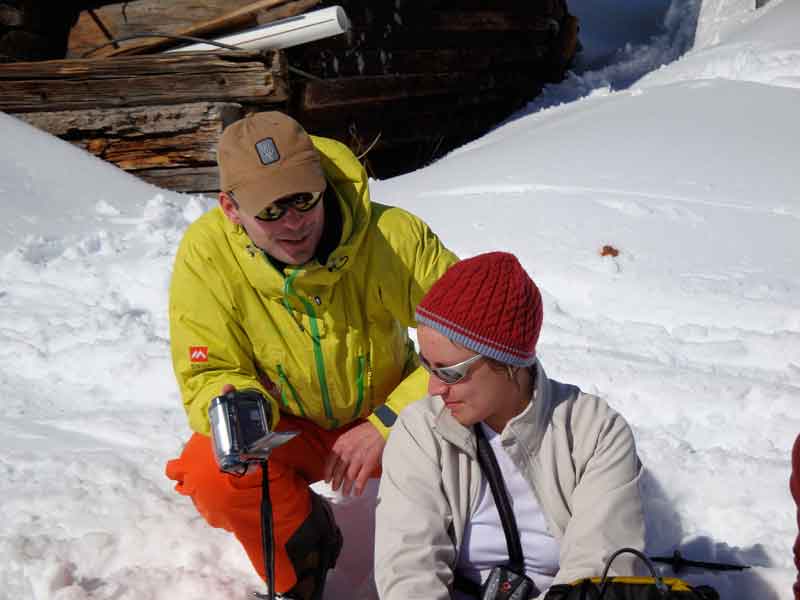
left=189, top=346, right=208, bottom=362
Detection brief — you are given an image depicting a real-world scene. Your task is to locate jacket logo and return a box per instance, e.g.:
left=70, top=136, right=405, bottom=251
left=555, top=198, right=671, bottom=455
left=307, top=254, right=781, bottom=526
left=189, top=346, right=209, bottom=362
left=327, top=255, right=349, bottom=272
left=255, top=137, right=280, bottom=166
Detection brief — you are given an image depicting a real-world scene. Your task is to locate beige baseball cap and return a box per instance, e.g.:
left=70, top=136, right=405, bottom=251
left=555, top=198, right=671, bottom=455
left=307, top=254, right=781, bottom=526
left=218, top=111, right=327, bottom=217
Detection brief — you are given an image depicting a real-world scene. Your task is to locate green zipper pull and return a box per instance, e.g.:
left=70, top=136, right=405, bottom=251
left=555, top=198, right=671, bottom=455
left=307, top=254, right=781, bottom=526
left=353, top=354, right=366, bottom=418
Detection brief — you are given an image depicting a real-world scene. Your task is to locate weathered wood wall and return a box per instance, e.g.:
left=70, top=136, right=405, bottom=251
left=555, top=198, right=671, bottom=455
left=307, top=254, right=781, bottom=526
left=16, top=102, right=240, bottom=192
left=4, top=0, right=578, bottom=190
left=0, top=50, right=287, bottom=112
left=287, top=0, right=578, bottom=176
left=2, top=51, right=287, bottom=191
left=63, top=0, right=577, bottom=179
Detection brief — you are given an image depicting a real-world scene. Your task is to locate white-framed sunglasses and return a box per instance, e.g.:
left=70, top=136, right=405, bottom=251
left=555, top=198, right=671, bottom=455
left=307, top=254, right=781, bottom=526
left=419, top=352, right=484, bottom=385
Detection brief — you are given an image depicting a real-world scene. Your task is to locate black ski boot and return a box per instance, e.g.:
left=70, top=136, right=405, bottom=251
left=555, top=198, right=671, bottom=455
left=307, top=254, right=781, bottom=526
left=282, top=492, right=343, bottom=600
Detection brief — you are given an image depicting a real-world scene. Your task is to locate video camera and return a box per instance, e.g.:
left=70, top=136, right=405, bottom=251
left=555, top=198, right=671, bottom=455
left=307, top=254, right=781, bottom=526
left=208, top=389, right=297, bottom=475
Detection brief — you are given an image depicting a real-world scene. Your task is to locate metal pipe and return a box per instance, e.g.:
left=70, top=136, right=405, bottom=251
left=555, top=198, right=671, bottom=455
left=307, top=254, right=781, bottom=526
left=166, top=6, right=350, bottom=53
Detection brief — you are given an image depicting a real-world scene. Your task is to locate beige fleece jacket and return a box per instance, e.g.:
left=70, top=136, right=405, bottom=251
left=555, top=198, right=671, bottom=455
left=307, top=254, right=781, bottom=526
left=375, top=361, right=645, bottom=600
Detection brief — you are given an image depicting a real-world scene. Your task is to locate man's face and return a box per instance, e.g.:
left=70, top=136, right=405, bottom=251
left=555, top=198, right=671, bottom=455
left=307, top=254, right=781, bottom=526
left=220, top=190, right=325, bottom=266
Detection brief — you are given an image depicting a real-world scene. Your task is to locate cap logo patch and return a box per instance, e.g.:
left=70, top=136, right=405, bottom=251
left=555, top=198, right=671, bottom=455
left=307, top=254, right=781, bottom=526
left=255, top=137, right=280, bottom=166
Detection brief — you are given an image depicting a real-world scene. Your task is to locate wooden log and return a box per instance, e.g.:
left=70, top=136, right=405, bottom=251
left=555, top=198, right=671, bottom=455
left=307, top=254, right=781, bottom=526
left=294, top=45, right=549, bottom=78
left=135, top=166, right=221, bottom=193
left=294, top=26, right=554, bottom=54
left=425, top=0, right=560, bottom=9
left=78, top=0, right=319, bottom=58
left=303, top=101, right=516, bottom=150
left=553, top=14, right=579, bottom=67
left=69, top=0, right=253, bottom=57
left=425, top=10, right=561, bottom=32
left=296, top=85, right=535, bottom=131
left=0, top=5, right=24, bottom=28
left=297, top=70, right=536, bottom=111
left=15, top=102, right=242, bottom=170
left=345, top=9, right=561, bottom=33
left=254, top=0, right=321, bottom=25
left=0, top=51, right=288, bottom=112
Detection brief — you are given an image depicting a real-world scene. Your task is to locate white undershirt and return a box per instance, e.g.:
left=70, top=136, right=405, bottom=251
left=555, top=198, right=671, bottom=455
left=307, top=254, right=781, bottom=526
left=455, top=423, right=560, bottom=598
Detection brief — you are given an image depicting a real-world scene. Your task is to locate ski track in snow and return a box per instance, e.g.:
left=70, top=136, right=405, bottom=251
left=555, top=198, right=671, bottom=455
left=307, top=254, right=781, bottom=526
left=420, top=184, right=800, bottom=220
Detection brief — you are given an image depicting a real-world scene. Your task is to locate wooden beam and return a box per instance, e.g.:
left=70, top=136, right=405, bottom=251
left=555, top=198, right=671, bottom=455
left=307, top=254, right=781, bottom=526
left=90, top=0, right=319, bottom=58
left=304, top=103, right=516, bottom=150
left=425, top=11, right=561, bottom=32
left=298, top=71, right=534, bottom=111
left=131, top=166, right=219, bottom=195
left=0, top=5, right=24, bottom=27
left=295, top=46, right=550, bottom=78
left=69, top=0, right=255, bottom=58
left=135, top=166, right=222, bottom=193
left=16, top=102, right=241, bottom=169
left=15, top=102, right=243, bottom=193
left=0, top=51, right=287, bottom=112
left=343, top=9, right=561, bottom=33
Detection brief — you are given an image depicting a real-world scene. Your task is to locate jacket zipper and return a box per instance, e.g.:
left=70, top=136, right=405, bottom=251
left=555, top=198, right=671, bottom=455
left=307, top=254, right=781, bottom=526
left=284, top=269, right=337, bottom=427
left=353, top=354, right=366, bottom=418
left=277, top=363, right=306, bottom=417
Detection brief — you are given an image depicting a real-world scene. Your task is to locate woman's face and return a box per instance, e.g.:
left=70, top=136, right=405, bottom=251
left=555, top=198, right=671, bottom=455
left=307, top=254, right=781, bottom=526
left=417, top=325, right=527, bottom=432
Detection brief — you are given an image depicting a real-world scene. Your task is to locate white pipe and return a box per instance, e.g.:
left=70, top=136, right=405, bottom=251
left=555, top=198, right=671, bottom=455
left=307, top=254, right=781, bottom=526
left=167, top=6, right=350, bottom=53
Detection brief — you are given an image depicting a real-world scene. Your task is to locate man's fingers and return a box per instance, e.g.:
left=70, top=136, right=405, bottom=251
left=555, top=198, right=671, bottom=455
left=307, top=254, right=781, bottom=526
left=323, top=453, right=338, bottom=483
left=342, top=460, right=362, bottom=496
left=332, top=460, right=347, bottom=491
left=341, top=474, right=354, bottom=496
left=354, top=465, right=371, bottom=497
left=221, top=383, right=236, bottom=394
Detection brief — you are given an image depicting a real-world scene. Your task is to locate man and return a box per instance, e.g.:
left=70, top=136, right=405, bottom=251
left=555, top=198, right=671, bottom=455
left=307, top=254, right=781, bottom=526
left=792, top=433, right=800, bottom=600
left=165, top=111, right=458, bottom=599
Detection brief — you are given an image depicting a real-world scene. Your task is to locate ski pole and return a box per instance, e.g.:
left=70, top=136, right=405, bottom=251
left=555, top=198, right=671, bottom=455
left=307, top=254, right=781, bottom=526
left=650, top=549, right=750, bottom=573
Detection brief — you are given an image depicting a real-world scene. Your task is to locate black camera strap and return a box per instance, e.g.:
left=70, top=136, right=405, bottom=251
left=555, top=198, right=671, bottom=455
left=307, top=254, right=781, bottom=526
left=260, top=462, right=276, bottom=600
left=474, top=423, right=526, bottom=573
left=454, top=424, right=526, bottom=597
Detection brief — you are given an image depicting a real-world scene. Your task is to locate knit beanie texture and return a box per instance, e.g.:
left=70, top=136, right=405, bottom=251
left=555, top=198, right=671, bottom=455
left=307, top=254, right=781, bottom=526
left=415, top=252, right=542, bottom=367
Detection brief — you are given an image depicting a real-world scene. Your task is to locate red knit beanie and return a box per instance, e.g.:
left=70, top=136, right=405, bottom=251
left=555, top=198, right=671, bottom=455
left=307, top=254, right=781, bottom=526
left=415, top=252, right=543, bottom=367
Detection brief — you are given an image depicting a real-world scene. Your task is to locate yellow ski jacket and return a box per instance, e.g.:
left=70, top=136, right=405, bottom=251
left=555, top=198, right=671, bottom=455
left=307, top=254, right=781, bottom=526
left=169, top=136, right=458, bottom=438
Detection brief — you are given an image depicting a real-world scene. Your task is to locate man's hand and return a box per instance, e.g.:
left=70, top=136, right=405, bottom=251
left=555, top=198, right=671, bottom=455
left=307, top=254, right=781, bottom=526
left=324, top=420, right=385, bottom=497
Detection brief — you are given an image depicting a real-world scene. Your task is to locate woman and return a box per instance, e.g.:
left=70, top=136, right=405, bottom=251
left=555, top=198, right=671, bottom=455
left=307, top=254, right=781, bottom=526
left=374, top=251, right=645, bottom=600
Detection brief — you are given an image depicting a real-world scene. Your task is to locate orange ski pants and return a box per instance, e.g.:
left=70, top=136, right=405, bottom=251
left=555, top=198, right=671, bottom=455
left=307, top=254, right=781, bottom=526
left=165, top=414, right=371, bottom=593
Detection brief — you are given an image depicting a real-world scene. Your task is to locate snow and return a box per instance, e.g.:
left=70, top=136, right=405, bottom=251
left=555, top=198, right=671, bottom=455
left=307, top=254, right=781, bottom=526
left=1, top=0, right=798, bottom=598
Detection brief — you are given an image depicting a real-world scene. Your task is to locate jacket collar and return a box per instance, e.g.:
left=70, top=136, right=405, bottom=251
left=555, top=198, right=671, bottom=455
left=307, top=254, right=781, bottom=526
left=433, top=401, right=476, bottom=457
left=225, top=136, right=372, bottom=304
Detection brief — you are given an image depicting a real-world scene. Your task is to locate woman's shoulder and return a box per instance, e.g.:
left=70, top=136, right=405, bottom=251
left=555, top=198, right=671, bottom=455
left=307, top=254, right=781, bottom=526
left=547, top=380, right=635, bottom=453
left=394, top=395, right=442, bottom=433
left=384, top=396, right=450, bottom=468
